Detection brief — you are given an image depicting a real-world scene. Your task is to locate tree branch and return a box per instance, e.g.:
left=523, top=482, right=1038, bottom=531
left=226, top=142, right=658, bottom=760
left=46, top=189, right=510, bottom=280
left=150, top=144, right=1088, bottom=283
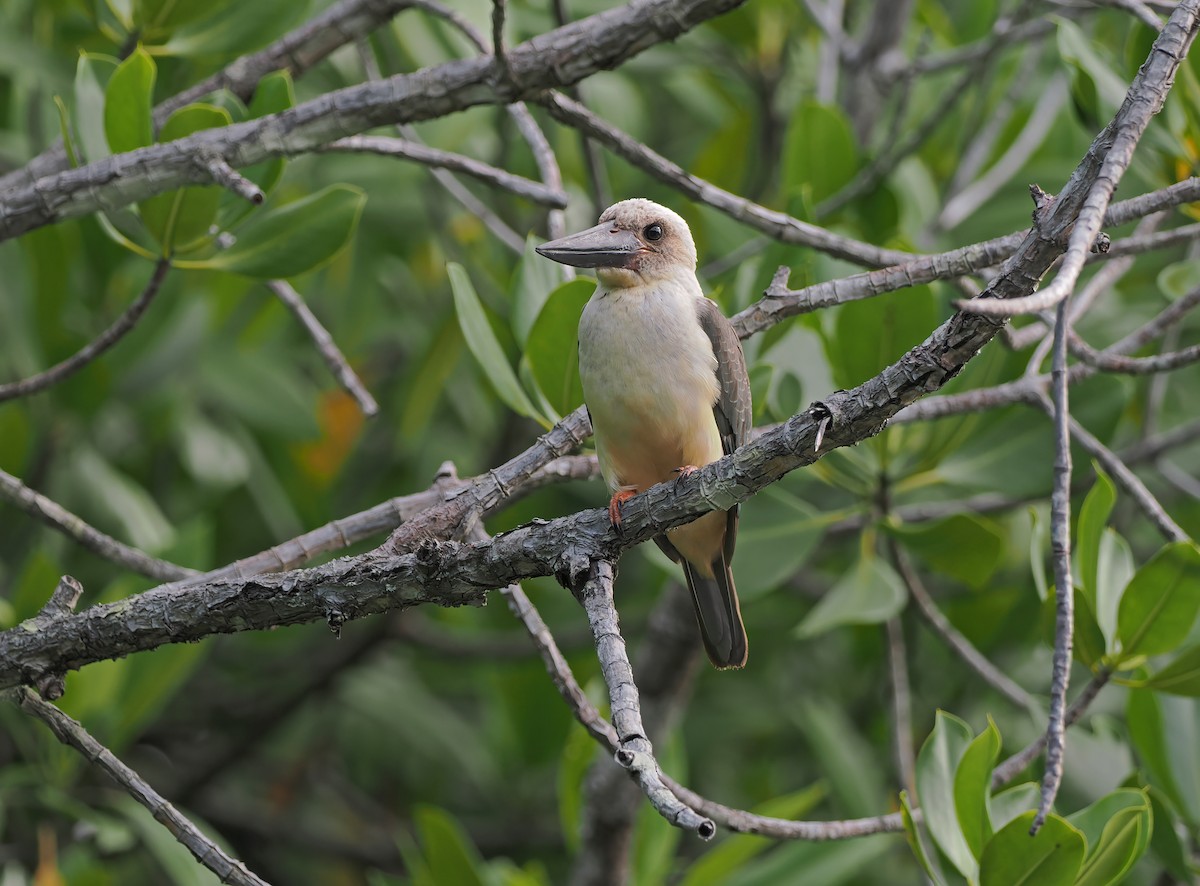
left=0, top=259, right=170, bottom=402
left=9, top=686, right=270, bottom=886
left=0, top=0, right=749, bottom=243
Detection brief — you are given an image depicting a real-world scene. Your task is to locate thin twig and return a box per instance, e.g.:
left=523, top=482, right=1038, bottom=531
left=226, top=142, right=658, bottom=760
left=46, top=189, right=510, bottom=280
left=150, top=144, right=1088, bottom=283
left=1035, top=299, right=1075, bottom=835
left=318, top=136, right=568, bottom=206
left=0, top=467, right=195, bottom=582
left=991, top=671, right=1111, bottom=788
left=961, top=8, right=1200, bottom=317
left=893, top=545, right=1039, bottom=711
left=506, top=565, right=907, bottom=840
left=0, top=259, right=170, bottom=402
left=0, top=0, right=420, bottom=194
left=1070, top=336, right=1200, bottom=375
left=1005, top=213, right=1163, bottom=350
left=199, top=153, right=263, bottom=204
left=1035, top=393, right=1190, bottom=542
left=491, top=0, right=509, bottom=81
left=9, top=687, right=270, bottom=886
left=352, top=40, right=525, bottom=252
left=574, top=561, right=715, bottom=839
left=539, top=90, right=913, bottom=268
left=265, top=280, right=379, bottom=417
left=410, top=0, right=571, bottom=243
left=742, top=183, right=1200, bottom=338
left=938, top=75, right=1069, bottom=231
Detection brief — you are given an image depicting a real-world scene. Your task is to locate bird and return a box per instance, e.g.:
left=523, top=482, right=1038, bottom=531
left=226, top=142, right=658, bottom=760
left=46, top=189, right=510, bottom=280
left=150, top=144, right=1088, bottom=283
left=536, top=199, right=752, bottom=669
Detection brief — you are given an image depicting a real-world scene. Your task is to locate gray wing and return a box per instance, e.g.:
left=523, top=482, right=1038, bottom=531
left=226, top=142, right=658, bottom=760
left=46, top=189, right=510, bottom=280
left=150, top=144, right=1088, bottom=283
left=697, top=297, right=751, bottom=561
left=697, top=297, right=751, bottom=456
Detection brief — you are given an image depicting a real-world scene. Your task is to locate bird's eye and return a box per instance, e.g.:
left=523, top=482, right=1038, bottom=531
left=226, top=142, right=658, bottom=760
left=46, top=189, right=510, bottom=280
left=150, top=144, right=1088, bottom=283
left=643, top=223, right=664, bottom=242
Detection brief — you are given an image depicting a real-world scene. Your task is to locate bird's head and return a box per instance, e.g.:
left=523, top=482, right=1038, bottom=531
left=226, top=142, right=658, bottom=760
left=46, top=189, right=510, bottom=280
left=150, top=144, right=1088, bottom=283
left=535, top=198, right=697, bottom=289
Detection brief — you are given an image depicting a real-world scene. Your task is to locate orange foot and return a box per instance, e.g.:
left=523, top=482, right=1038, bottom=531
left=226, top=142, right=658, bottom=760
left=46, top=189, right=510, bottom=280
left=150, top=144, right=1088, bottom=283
left=608, top=487, right=637, bottom=526
left=673, top=464, right=700, bottom=488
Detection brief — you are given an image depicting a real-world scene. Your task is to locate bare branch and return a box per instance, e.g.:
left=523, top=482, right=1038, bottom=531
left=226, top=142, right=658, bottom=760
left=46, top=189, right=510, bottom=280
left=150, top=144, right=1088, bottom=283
left=0, top=0, right=420, bottom=195
left=574, top=560, right=714, bottom=839
left=1036, top=393, right=1190, bottom=542
left=319, top=135, right=567, bottom=207
left=0, top=466, right=195, bottom=582
left=1034, top=300, right=1076, bottom=834
left=747, top=181, right=1200, bottom=337
left=991, top=671, right=1111, bottom=789
left=938, top=76, right=1069, bottom=232
left=507, top=565, right=907, bottom=842
left=962, top=6, right=1200, bottom=316
left=0, top=259, right=170, bottom=402
left=0, top=0, right=748, bottom=244
left=894, top=545, right=1038, bottom=711
left=199, top=153, right=264, bottom=204
left=406, top=0, right=571, bottom=243
left=8, top=687, right=270, bottom=886
left=265, top=279, right=379, bottom=417
left=539, top=91, right=913, bottom=267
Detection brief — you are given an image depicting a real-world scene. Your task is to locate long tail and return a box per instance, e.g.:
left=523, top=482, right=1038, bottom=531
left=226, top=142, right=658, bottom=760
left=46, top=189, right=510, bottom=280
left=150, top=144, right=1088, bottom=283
left=681, top=554, right=748, bottom=669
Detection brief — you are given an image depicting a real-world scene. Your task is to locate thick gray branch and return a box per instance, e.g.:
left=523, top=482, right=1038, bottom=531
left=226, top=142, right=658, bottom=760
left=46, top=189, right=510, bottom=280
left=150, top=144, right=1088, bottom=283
left=0, top=0, right=746, bottom=243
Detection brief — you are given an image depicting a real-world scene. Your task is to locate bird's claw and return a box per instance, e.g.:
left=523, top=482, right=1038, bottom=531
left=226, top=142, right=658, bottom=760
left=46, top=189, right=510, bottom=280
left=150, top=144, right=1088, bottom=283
left=672, top=464, right=699, bottom=489
left=608, top=488, right=637, bottom=527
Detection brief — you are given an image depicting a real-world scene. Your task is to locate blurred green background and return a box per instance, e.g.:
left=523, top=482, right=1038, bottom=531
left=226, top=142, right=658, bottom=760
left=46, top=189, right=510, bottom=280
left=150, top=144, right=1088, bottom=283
left=1, top=0, right=1200, bottom=883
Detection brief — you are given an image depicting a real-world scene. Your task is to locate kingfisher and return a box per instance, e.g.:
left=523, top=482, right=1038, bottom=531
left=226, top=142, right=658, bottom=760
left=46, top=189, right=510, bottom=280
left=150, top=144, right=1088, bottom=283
left=537, top=199, right=751, bottom=669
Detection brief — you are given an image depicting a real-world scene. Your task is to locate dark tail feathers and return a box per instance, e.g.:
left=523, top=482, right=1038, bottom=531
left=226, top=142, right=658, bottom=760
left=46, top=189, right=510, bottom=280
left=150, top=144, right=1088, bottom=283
left=681, top=555, right=748, bottom=669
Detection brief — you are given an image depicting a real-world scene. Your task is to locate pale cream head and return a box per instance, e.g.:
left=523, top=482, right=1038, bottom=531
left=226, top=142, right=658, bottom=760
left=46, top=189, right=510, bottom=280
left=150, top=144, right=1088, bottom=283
left=595, top=198, right=697, bottom=289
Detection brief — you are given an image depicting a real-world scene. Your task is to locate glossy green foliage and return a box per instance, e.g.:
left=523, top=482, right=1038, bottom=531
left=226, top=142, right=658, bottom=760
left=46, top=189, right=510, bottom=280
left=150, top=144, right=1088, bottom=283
left=4, top=0, right=1200, bottom=883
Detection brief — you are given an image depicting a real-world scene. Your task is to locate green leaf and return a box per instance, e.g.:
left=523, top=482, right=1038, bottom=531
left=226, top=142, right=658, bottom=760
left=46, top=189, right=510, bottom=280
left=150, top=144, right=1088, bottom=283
left=1094, top=528, right=1134, bottom=653
left=1147, top=787, right=1192, bottom=881
left=412, top=806, right=487, bottom=886
left=196, top=184, right=366, bottom=278
left=792, top=698, right=886, bottom=819
left=1158, top=259, right=1200, bottom=300
left=782, top=101, right=859, bottom=206
left=899, top=789, right=943, bottom=886
left=161, top=0, right=306, bottom=56
left=1077, top=468, right=1115, bottom=605
left=1126, top=689, right=1200, bottom=824
left=794, top=550, right=906, bottom=638
left=1074, top=803, right=1151, bottom=886
left=447, top=263, right=539, bottom=420
left=1029, top=507, right=1049, bottom=601
left=74, top=52, right=118, bottom=164
left=1116, top=542, right=1200, bottom=659
left=979, top=811, right=1085, bottom=886
left=989, top=782, right=1039, bottom=832
left=139, top=104, right=231, bottom=252
left=1067, top=788, right=1149, bottom=855
left=681, top=784, right=827, bottom=886
left=1071, top=587, right=1107, bottom=669
left=558, top=714, right=601, bottom=853
left=513, top=235, right=566, bottom=345
left=1142, top=643, right=1200, bottom=696
left=954, top=716, right=1001, bottom=859
left=53, top=96, right=78, bottom=169
left=1056, top=18, right=1130, bottom=114
left=524, top=279, right=593, bottom=417
left=916, top=710, right=977, bottom=880
left=732, top=483, right=831, bottom=599
left=888, top=514, right=1005, bottom=590
left=104, top=46, right=155, bottom=155
left=70, top=446, right=175, bottom=553
left=830, top=283, right=936, bottom=389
